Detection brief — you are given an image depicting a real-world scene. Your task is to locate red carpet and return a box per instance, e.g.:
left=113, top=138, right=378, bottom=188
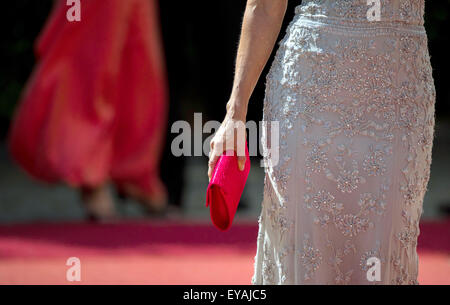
left=0, top=219, right=448, bottom=285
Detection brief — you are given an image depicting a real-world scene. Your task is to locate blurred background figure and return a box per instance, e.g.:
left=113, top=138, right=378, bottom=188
left=7, top=0, right=168, bottom=220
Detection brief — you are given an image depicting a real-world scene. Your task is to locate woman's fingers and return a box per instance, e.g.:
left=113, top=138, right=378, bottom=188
left=237, top=155, right=246, bottom=171
left=208, top=154, right=219, bottom=182
left=208, top=139, right=216, bottom=181
left=234, top=122, right=247, bottom=171
left=208, top=144, right=222, bottom=181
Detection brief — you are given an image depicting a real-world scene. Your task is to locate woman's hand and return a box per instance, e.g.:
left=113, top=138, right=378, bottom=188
left=208, top=104, right=247, bottom=182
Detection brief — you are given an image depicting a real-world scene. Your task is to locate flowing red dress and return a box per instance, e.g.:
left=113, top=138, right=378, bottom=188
left=8, top=0, right=168, bottom=198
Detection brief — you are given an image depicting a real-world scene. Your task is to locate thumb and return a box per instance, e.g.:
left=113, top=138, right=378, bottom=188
left=237, top=155, right=246, bottom=171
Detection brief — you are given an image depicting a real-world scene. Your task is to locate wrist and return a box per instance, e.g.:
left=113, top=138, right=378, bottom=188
left=226, top=100, right=248, bottom=121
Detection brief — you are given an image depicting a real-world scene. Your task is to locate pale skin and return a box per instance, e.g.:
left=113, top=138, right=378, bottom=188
left=208, top=0, right=288, bottom=181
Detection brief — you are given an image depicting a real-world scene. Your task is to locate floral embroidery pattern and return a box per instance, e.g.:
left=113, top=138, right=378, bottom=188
left=252, top=0, right=434, bottom=285
left=299, top=234, right=322, bottom=281
left=326, top=237, right=356, bottom=284
left=363, top=145, right=389, bottom=177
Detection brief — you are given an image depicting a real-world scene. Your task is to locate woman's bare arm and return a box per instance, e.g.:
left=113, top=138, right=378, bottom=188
left=227, top=0, right=288, bottom=120
left=208, top=0, right=287, bottom=180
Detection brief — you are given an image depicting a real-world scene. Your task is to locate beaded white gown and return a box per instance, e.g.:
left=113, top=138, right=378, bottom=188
left=252, top=0, right=435, bottom=285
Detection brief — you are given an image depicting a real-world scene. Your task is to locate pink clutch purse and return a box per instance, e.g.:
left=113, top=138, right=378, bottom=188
left=206, top=143, right=251, bottom=231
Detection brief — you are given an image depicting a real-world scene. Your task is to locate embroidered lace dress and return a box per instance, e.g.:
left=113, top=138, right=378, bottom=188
left=252, top=0, right=435, bottom=285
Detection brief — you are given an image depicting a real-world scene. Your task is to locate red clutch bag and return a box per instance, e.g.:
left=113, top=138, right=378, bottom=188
left=206, top=143, right=251, bottom=231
